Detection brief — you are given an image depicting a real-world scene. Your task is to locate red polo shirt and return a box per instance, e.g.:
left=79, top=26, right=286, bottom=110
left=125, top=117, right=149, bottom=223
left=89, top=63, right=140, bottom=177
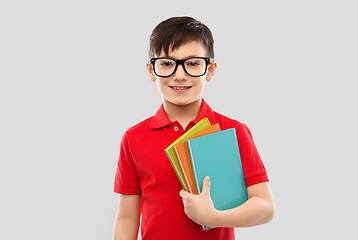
left=114, top=99, right=268, bottom=240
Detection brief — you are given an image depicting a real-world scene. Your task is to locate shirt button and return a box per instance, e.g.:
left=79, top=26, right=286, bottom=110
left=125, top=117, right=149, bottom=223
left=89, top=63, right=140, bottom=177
left=174, top=126, right=179, bottom=131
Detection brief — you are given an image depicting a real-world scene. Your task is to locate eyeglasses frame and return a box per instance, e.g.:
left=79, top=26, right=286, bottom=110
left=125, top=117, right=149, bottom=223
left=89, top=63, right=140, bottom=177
left=150, top=57, right=213, bottom=77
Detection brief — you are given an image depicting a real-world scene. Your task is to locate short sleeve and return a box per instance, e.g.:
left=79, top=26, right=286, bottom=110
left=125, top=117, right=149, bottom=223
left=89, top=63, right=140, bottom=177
left=236, top=124, right=268, bottom=187
left=114, top=132, right=142, bottom=195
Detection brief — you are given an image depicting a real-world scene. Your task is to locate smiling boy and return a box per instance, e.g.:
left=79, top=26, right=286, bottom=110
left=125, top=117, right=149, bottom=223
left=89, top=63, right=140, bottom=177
left=113, top=16, right=275, bottom=240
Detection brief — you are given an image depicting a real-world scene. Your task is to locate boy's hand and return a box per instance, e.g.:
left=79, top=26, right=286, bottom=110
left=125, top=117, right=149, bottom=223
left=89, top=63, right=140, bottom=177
left=179, top=176, right=219, bottom=228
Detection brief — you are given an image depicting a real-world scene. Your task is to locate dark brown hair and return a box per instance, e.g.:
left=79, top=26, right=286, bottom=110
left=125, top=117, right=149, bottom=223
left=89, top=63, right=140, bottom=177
left=149, top=16, right=214, bottom=58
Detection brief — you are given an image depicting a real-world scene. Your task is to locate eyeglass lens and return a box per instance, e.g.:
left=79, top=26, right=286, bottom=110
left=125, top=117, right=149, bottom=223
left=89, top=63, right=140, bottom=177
left=153, top=58, right=207, bottom=77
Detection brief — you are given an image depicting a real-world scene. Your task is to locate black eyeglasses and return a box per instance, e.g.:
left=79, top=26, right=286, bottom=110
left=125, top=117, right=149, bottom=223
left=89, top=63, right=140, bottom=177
left=150, top=57, right=212, bottom=77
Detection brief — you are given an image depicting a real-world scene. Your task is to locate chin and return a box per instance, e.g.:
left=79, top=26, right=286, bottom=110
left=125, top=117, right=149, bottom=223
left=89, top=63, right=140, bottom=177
left=167, top=97, right=201, bottom=107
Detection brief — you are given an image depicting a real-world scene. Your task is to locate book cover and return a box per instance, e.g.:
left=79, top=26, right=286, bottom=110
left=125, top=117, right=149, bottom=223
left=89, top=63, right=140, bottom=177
left=187, top=128, right=248, bottom=212
left=164, top=118, right=211, bottom=191
left=173, top=123, right=221, bottom=194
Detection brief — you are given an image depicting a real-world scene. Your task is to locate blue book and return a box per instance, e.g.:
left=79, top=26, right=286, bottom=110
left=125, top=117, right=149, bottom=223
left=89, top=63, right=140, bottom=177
left=187, top=128, right=248, bottom=212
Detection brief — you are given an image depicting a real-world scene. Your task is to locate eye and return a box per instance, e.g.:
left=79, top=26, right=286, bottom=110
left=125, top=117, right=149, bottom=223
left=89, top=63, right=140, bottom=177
left=186, top=59, right=201, bottom=66
left=159, top=60, right=174, bottom=67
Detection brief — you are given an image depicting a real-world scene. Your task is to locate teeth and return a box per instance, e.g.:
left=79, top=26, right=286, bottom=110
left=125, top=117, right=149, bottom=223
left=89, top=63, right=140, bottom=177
left=172, top=86, right=190, bottom=90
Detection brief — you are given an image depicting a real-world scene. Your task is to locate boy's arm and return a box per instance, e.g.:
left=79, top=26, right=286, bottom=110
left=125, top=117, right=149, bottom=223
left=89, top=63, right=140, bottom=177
left=113, top=194, right=141, bottom=240
left=179, top=177, right=275, bottom=228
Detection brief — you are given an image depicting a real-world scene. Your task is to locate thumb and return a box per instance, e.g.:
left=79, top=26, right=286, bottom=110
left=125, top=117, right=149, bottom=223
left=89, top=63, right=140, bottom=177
left=200, top=176, right=211, bottom=196
left=179, top=189, right=188, bottom=199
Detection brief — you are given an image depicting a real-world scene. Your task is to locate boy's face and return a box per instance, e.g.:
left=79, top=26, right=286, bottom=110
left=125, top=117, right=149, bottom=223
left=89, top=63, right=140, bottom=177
left=146, top=40, right=217, bottom=107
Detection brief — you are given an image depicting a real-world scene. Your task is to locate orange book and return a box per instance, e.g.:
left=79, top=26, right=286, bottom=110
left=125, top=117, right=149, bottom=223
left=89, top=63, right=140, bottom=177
left=173, top=123, right=221, bottom=194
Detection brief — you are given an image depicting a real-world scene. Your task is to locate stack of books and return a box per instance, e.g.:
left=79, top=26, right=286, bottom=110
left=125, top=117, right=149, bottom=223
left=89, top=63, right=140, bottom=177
left=164, top=118, right=248, bottom=230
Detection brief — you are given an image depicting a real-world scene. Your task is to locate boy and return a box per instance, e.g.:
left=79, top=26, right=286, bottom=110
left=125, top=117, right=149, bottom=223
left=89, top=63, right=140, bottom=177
left=113, top=16, right=275, bottom=240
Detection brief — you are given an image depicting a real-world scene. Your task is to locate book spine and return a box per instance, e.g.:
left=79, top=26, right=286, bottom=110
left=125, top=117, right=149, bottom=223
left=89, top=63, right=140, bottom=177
left=187, top=140, right=210, bottom=231
left=174, top=146, right=193, bottom=193
left=165, top=149, right=188, bottom=191
left=187, top=140, right=200, bottom=194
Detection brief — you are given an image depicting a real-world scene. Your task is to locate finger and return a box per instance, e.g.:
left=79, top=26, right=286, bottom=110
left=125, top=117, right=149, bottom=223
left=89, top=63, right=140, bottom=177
left=201, top=176, right=211, bottom=196
left=179, top=189, right=188, bottom=199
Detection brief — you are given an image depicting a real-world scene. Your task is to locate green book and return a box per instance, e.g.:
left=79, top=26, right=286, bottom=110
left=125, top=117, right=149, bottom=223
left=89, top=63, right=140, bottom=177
left=165, top=118, right=211, bottom=191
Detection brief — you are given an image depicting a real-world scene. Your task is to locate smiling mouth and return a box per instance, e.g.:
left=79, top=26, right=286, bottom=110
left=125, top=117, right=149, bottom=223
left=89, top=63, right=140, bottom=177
left=170, top=86, right=192, bottom=90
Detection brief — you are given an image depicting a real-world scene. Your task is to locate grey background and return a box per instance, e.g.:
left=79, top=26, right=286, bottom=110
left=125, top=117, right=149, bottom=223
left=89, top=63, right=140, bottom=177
left=1, top=0, right=357, bottom=239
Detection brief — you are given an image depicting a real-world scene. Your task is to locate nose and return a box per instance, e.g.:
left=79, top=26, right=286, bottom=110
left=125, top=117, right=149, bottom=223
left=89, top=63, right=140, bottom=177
left=173, top=63, right=187, bottom=81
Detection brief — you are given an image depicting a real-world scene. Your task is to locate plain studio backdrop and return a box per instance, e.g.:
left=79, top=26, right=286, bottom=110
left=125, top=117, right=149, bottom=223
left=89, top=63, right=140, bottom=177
left=0, top=0, right=357, bottom=239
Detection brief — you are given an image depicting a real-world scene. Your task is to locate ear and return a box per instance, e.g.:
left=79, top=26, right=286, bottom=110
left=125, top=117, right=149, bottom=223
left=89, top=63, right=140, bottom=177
left=146, top=61, right=157, bottom=82
left=206, top=61, right=217, bottom=82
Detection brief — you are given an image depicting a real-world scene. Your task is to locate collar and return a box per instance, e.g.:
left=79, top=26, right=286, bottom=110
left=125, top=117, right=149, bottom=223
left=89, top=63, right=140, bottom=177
left=150, top=98, right=217, bottom=129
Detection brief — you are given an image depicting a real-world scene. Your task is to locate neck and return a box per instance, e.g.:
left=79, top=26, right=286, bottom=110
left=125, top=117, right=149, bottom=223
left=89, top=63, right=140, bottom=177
left=163, top=99, right=202, bottom=129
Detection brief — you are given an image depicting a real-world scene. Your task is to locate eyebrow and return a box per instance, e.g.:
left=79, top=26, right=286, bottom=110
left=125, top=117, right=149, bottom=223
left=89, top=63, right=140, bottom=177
left=160, top=55, right=205, bottom=59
